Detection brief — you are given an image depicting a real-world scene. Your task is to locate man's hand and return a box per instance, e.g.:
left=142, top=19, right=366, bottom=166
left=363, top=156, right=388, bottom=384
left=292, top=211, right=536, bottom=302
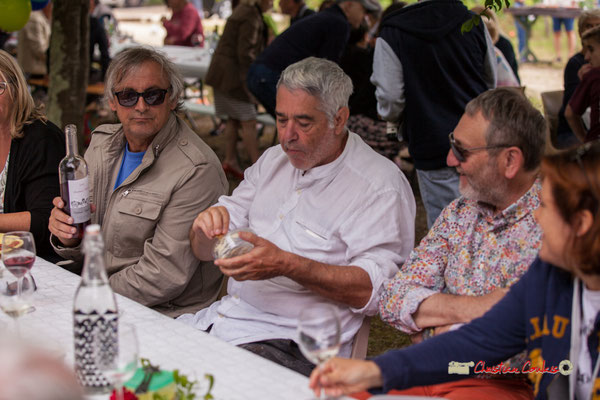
left=214, top=231, right=290, bottom=281
left=191, top=206, right=230, bottom=239
left=309, top=358, right=383, bottom=397
left=48, top=197, right=86, bottom=247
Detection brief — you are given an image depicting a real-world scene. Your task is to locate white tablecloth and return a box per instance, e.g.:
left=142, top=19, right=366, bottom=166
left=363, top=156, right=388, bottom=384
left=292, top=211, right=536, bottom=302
left=4, top=257, right=322, bottom=400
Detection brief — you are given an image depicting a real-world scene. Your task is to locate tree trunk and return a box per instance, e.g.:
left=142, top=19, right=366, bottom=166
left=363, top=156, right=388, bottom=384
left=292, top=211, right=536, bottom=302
left=46, top=0, right=89, bottom=141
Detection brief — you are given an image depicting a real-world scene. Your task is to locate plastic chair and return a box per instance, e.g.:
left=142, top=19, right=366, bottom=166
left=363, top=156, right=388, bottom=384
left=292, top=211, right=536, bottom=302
left=541, top=90, right=564, bottom=149
left=350, top=316, right=371, bottom=359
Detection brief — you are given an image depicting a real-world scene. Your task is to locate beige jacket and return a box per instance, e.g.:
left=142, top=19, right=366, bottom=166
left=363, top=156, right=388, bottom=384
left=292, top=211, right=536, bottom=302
left=53, top=114, right=228, bottom=317
left=17, top=11, right=51, bottom=76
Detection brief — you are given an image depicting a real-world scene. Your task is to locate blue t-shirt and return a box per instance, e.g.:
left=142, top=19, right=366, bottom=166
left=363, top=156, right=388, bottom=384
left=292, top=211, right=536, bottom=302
left=114, top=145, right=145, bottom=189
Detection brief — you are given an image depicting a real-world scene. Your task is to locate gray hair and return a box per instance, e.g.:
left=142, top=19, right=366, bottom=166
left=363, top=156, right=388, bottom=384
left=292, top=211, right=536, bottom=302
left=277, top=57, right=353, bottom=126
left=579, top=9, right=600, bottom=36
left=465, top=87, right=547, bottom=172
left=104, top=46, right=185, bottom=112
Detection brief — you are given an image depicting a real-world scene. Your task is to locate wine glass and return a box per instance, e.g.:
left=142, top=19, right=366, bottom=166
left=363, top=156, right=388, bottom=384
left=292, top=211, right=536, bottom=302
left=297, top=304, right=341, bottom=398
left=95, top=323, right=139, bottom=400
left=1, top=232, right=36, bottom=314
left=0, top=269, right=35, bottom=332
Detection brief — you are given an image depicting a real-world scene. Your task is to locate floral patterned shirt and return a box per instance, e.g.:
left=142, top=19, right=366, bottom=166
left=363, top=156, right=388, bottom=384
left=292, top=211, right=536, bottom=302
left=380, top=180, right=542, bottom=334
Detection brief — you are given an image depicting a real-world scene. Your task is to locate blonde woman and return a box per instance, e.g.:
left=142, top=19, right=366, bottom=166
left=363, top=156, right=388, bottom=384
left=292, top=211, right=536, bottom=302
left=0, top=50, right=64, bottom=261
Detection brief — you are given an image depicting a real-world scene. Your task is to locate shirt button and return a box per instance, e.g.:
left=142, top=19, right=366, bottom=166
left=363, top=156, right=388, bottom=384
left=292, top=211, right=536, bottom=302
left=279, top=214, right=284, bottom=220
left=179, top=139, right=188, bottom=146
left=134, top=207, right=142, bottom=215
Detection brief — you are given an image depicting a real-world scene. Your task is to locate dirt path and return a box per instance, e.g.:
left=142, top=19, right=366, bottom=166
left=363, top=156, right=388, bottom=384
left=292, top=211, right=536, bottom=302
left=519, top=63, right=564, bottom=98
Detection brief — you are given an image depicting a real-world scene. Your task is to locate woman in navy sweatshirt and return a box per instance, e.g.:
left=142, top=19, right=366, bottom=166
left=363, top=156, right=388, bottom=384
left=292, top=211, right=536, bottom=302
left=309, top=141, right=600, bottom=400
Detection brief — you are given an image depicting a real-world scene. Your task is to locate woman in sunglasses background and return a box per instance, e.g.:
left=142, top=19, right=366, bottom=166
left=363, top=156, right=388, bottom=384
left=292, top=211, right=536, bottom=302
left=0, top=50, right=65, bottom=262
left=309, top=141, right=600, bottom=400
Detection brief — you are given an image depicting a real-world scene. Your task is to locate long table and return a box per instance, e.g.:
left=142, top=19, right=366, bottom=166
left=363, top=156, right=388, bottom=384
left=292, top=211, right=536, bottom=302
left=506, top=6, right=582, bottom=63
left=5, top=257, right=322, bottom=399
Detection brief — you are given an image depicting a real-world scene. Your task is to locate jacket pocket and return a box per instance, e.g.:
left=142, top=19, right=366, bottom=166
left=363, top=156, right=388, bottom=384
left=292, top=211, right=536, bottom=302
left=112, top=190, right=166, bottom=256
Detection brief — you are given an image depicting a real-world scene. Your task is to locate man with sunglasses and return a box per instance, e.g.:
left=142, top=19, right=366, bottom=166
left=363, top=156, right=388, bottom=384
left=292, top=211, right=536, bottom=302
left=49, top=47, right=228, bottom=318
left=378, top=88, right=547, bottom=399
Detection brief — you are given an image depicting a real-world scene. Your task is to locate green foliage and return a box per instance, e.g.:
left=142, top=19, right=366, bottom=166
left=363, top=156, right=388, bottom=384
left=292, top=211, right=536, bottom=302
left=462, top=1, right=511, bottom=33
left=140, top=358, right=215, bottom=400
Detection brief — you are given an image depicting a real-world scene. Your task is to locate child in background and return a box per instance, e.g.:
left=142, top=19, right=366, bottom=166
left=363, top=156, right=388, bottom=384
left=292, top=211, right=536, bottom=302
left=566, top=24, right=600, bottom=142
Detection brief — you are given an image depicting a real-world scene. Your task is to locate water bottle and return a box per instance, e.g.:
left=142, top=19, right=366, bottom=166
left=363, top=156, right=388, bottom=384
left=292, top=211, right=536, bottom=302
left=73, top=225, right=118, bottom=395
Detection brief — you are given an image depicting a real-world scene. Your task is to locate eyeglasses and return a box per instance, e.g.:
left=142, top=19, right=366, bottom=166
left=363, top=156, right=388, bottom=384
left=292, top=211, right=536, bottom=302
left=0, top=82, right=7, bottom=96
left=449, top=132, right=512, bottom=162
left=113, top=88, right=168, bottom=107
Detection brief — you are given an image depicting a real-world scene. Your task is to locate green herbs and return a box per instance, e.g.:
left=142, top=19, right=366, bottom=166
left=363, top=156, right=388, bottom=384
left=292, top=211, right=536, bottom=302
left=140, top=358, right=215, bottom=400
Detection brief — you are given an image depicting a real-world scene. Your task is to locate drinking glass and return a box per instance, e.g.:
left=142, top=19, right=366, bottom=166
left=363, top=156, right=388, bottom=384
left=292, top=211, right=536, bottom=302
left=95, top=323, right=139, bottom=400
left=0, top=269, right=35, bottom=332
left=297, top=304, right=341, bottom=399
left=2, top=232, right=36, bottom=314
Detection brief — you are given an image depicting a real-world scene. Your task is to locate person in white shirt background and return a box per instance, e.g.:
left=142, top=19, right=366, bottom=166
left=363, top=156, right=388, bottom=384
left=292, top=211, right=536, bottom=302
left=179, top=57, right=416, bottom=376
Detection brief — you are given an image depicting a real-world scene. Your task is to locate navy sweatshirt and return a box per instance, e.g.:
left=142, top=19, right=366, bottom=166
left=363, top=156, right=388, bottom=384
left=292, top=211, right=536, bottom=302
left=374, top=258, right=590, bottom=399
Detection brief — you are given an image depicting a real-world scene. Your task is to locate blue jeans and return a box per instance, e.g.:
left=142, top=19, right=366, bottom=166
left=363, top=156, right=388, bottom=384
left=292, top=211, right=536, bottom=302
left=247, top=62, right=280, bottom=118
left=416, top=167, right=460, bottom=228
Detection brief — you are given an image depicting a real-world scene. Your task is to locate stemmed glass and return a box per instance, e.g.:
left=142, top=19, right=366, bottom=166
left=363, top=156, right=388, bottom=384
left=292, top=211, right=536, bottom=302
left=1, top=232, right=36, bottom=316
left=0, top=269, right=35, bottom=332
left=297, top=304, right=341, bottom=399
left=96, top=323, right=139, bottom=400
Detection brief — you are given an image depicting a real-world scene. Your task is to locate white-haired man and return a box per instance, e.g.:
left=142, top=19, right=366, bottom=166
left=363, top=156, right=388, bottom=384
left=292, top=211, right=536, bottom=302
left=180, top=57, right=416, bottom=376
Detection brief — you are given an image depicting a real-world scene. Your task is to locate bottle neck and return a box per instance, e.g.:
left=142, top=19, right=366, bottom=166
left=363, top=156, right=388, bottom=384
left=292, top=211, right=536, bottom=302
left=65, top=126, right=80, bottom=157
left=81, top=250, right=110, bottom=284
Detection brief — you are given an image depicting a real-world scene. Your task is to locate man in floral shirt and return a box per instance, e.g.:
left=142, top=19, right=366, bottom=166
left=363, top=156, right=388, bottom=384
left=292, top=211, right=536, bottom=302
left=379, top=88, right=547, bottom=400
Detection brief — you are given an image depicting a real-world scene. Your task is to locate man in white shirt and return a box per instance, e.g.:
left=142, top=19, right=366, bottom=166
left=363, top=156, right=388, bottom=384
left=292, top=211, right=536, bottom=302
left=180, top=57, right=416, bottom=376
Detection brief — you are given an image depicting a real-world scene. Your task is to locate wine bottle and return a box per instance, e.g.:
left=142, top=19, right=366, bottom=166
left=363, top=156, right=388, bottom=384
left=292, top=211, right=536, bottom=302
left=58, top=124, right=91, bottom=239
left=73, top=224, right=118, bottom=395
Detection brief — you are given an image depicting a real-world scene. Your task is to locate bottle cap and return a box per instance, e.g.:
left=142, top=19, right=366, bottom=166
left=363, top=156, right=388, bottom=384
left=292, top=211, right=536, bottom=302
left=85, top=224, right=101, bottom=235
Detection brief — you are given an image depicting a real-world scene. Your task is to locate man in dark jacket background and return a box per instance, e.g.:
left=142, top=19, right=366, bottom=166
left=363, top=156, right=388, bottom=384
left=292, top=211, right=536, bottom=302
left=247, top=0, right=380, bottom=117
left=371, top=0, right=496, bottom=227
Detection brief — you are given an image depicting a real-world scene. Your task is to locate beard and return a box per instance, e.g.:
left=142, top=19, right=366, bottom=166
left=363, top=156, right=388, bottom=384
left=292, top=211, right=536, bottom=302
left=459, top=159, right=509, bottom=208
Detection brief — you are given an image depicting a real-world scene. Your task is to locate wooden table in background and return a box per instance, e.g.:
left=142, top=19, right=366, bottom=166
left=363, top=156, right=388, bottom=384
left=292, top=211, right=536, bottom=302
left=506, top=6, right=582, bottom=63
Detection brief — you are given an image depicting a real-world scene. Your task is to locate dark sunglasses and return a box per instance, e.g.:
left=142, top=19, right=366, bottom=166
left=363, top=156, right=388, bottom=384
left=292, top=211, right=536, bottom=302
left=114, top=88, right=168, bottom=107
left=448, top=132, right=511, bottom=162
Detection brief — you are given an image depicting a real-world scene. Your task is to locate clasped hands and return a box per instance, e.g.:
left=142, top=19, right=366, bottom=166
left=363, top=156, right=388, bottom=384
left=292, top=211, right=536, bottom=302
left=192, top=206, right=290, bottom=281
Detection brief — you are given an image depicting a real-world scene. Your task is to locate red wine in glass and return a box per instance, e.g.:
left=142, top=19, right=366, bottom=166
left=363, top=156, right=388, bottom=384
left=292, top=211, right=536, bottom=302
left=4, top=256, right=35, bottom=278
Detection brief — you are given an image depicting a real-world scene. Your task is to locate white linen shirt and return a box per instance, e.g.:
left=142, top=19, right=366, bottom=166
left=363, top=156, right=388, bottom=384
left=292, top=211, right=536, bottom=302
left=178, top=132, right=416, bottom=356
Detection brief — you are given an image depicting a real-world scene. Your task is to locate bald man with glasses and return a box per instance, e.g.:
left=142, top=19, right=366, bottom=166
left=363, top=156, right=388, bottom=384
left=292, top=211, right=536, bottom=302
left=49, top=47, right=228, bottom=318
left=378, top=88, right=548, bottom=399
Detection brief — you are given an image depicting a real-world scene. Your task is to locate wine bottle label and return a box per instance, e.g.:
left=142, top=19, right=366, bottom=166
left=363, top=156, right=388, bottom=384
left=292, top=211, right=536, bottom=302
left=73, top=309, right=118, bottom=390
left=68, top=177, right=91, bottom=223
